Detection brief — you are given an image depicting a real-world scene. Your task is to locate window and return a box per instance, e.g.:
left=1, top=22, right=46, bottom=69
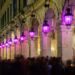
left=13, top=0, right=17, bottom=17
left=10, top=4, right=13, bottom=20
left=19, top=0, right=21, bottom=12
left=7, top=8, right=9, bottom=24
left=0, top=12, right=7, bottom=29
left=1, top=15, right=4, bottom=29
left=0, top=0, right=6, bottom=9
left=4, top=12, right=6, bottom=25
left=23, top=0, right=27, bottom=8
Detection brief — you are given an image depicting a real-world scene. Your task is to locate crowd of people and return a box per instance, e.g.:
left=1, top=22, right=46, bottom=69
left=0, top=55, right=75, bottom=75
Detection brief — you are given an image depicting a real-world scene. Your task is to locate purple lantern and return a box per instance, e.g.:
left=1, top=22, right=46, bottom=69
left=64, top=8, right=73, bottom=26
left=5, top=41, right=9, bottom=46
left=20, top=36, right=24, bottom=41
left=8, top=38, right=12, bottom=45
left=14, top=36, right=18, bottom=43
left=29, top=28, right=35, bottom=38
left=20, top=32, right=25, bottom=41
left=42, top=20, right=49, bottom=34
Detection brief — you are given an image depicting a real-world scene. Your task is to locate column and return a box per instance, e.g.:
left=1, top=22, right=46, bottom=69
left=16, top=29, right=21, bottom=55
left=11, top=31, right=15, bottom=59
left=56, top=21, right=62, bottom=57
left=42, top=33, right=51, bottom=57
left=22, top=29, right=29, bottom=58
left=61, top=25, right=73, bottom=61
left=23, top=38, right=29, bottom=58
left=30, top=38, right=37, bottom=57
left=1, top=46, right=4, bottom=59
left=6, top=33, right=10, bottom=60
left=4, top=38, right=7, bottom=59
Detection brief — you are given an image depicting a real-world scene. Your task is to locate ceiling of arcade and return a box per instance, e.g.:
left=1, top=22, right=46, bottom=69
left=0, top=0, right=66, bottom=35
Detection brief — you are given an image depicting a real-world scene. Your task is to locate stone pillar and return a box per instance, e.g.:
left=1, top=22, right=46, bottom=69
left=56, top=22, right=62, bottom=57
left=11, top=31, right=15, bottom=59
left=13, top=27, right=20, bottom=57
left=1, top=45, right=4, bottom=59
left=9, top=31, right=13, bottom=59
left=61, top=25, right=73, bottom=61
left=21, top=29, right=29, bottom=58
left=6, top=33, right=10, bottom=59
left=4, top=38, right=7, bottom=59
left=16, top=29, right=21, bottom=56
left=29, top=38, right=37, bottom=58
left=42, top=33, right=51, bottom=57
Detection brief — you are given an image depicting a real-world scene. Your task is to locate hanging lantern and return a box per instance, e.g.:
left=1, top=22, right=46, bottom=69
left=8, top=38, right=12, bottom=45
left=5, top=41, right=9, bottom=46
left=64, top=8, right=73, bottom=27
left=14, top=36, right=18, bottom=43
left=29, top=28, right=35, bottom=38
left=20, top=32, right=25, bottom=41
left=42, top=20, right=49, bottom=34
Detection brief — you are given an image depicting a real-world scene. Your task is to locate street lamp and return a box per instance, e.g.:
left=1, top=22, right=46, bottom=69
left=29, top=28, right=35, bottom=39
left=5, top=41, right=9, bottom=47
left=8, top=38, right=12, bottom=45
left=42, top=0, right=50, bottom=34
left=20, top=32, right=25, bottom=42
left=14, top=36, right=18, bottom=43
left=64, top=8, right=73, bottom=27
left=42, top=20, right=49, bottom=34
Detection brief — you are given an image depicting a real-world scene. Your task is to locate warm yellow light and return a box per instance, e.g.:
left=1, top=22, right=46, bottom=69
left=37, top=48, right=41, bottom=55
left=7, top=48, right=10, bottom=60
left=51, top=46, right=55, bottom=51
left=37, top=33, right=41, bottom=56
left=11, top=32, right=15, bottom=39
left=16, top=29, right=20, bottom=38
left=3, top=38, right=6, bottom=59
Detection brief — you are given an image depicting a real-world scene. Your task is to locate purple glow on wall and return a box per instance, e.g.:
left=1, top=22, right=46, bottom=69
left=9, top=41, right=12, bottom=45
left=2, top=44, right=5, bottom=47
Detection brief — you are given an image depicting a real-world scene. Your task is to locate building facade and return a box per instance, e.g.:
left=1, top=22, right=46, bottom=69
left=0, top=0, right=75, bottom=61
